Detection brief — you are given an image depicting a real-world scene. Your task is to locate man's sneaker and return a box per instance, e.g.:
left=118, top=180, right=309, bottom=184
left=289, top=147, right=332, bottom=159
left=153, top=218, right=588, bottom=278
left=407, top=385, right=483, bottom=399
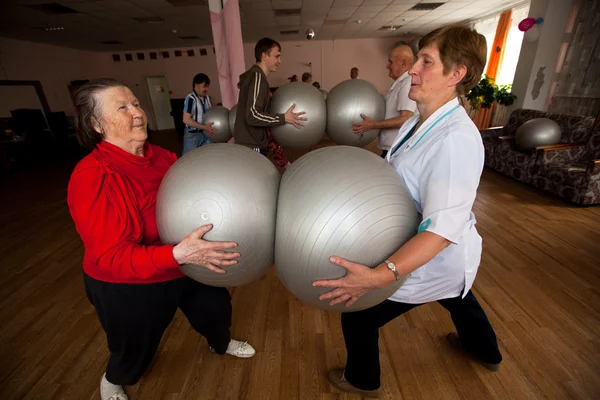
left=210, top=339, right=256, bottom=358
left=100, top=374, right=128, bottom=400
left=327, top=369, right=381, bottom=398
left=446, top=333, right=501, bottom=371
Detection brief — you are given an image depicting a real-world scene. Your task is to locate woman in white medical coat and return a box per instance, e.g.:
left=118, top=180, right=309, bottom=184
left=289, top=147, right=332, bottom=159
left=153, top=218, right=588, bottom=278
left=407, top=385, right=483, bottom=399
left=314, top=25, right=502, bottom=398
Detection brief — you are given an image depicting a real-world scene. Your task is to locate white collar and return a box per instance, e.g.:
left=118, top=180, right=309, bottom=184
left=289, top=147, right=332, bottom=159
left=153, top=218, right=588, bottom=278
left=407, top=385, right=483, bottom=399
left=389, top=71, right=410, bottom=92
left=386, top=97, right=460, bottom=160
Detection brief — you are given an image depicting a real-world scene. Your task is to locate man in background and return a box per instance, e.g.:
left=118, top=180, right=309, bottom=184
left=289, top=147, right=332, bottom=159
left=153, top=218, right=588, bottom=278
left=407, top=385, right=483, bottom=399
left=233, top=37, right=306, bottom=155
left=352, top=42, right=416, bottom=158
left=182, top=73, right=216, bottom=154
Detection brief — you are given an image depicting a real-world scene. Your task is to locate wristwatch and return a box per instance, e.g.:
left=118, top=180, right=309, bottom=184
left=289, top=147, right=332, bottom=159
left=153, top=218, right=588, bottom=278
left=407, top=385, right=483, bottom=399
left=383, top=259, right=401, bottom=281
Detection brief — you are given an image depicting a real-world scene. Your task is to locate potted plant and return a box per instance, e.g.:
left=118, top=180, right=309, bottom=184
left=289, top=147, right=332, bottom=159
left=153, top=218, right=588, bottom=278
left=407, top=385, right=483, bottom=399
left=466, top=75, right=517, bottom=125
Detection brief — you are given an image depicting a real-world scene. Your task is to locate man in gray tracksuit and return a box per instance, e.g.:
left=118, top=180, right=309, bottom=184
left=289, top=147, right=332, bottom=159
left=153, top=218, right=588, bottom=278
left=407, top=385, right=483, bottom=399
left=234, top=37, right=306, bottom=155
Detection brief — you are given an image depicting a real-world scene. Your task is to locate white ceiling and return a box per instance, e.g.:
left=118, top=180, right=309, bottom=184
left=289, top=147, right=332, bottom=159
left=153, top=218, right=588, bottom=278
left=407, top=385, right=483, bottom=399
left=0, top=0, right=526, bottom=51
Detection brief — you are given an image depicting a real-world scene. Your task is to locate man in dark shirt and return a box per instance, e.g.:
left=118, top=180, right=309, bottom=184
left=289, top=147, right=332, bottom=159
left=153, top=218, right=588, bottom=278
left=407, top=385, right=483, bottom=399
left=233, top=38, right=306, bottom=155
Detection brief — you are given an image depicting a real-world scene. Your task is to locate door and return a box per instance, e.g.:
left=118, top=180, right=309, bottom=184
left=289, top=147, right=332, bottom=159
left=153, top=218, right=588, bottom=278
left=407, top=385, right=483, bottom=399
left=145, top=76, right=175, bottom=130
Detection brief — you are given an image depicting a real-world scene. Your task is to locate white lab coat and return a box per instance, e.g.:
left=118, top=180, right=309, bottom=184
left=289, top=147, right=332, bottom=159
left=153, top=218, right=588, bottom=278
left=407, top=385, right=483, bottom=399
left=378, top=72, right=417, bottom=151
left=385, top=98, right=484, bottom=304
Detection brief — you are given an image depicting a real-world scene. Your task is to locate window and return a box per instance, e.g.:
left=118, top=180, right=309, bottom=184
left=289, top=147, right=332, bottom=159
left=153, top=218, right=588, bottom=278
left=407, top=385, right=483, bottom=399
left=472, top=3, right=531, bottom=86
left=473, top=14, right=500, bottom=74
left=496, top=4, right=531, bottom=86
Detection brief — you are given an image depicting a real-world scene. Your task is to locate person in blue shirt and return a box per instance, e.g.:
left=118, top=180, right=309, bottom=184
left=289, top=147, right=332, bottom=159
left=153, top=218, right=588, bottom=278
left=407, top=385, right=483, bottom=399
left=182, top=73, right=216, bottom=154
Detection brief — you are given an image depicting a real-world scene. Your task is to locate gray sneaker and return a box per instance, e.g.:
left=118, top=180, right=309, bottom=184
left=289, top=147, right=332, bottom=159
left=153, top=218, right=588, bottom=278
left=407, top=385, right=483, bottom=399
left=210, top=339, right=256, bottom=358
left=100, top=374, right=128, bottom=400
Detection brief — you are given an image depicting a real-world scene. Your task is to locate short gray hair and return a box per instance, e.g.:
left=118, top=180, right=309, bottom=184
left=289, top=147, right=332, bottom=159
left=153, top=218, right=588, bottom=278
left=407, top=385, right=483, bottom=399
left=390, top=41, right=415, bottom=62
left=73, top=78, right=128, bottom=149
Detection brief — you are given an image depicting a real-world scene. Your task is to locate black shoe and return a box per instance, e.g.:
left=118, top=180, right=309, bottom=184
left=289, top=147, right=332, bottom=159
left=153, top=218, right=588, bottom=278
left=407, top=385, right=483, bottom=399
left=327, top=368, right=381, bottom=398
left=446, top=333, right=501, bottom=371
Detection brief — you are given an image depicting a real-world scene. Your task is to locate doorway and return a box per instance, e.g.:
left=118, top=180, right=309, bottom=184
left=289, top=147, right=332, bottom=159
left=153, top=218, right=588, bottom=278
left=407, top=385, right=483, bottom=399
left=145, top=76, right=175, bottom=131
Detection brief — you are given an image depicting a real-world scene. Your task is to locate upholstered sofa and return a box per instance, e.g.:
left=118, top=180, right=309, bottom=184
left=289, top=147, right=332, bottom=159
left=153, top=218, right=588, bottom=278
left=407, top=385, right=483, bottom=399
left=530, top=125, right=600, bottom=205
left=481, top=108, right=599, bottom=205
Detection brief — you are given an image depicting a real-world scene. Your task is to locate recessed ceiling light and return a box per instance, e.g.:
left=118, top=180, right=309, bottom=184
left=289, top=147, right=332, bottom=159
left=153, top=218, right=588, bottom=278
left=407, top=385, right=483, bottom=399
left=45, top=26, right=64, bottom=31
left=379, top=25, right=401, bottom=31
left=134, top=17, right=165, bottom=24
left=274, top=9, right=301, bottom=16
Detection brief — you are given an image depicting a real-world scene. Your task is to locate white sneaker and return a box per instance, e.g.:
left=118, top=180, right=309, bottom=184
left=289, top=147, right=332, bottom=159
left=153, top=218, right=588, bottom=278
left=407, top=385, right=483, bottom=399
left=100, top=374, right=128, bottom=400
left=210, top=339, right=256, bottom=358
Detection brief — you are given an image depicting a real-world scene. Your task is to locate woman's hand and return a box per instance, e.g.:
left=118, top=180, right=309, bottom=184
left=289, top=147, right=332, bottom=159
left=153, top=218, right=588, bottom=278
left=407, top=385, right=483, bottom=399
left=172, top=224, right=240, bottom=273
left=312, top=256, right=396, bottom=308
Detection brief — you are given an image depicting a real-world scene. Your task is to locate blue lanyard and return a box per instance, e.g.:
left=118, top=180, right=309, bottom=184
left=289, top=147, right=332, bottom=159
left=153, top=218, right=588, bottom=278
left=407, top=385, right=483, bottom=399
left=391, top=104, right=461, bottom=156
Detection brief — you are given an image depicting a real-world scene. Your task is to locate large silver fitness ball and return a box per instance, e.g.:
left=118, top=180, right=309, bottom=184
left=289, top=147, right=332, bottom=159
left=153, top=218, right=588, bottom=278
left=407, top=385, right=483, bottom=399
left=156, top=144, right=280, bottom=287
left=269, top=82, right=326, bottom=149
left=204, top=106, right=231, bottom=143
left=228, top=104, right=237, bottom=136
left=515, top=118, right=562, bottom=150
left=326, top=79, right=385, bottom=147
left=275, top=146, right=419, bottom=312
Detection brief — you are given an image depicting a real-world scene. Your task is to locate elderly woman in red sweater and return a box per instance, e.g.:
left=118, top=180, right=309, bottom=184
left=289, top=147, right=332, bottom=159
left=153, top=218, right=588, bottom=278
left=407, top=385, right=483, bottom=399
left=67, top=79, right=255, bottom=400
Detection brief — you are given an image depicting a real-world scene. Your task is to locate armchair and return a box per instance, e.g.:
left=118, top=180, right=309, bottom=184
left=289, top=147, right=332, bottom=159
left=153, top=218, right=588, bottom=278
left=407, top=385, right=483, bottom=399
left=481, top=109, right=595, bottom=184
left=531, top=126, right=600, bottom=205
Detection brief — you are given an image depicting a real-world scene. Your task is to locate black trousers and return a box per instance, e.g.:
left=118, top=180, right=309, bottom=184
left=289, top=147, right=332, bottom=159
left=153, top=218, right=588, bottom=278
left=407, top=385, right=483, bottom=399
left=341, top=290, right=502, bottom=391
left=84, top=273, right=232, bottom=386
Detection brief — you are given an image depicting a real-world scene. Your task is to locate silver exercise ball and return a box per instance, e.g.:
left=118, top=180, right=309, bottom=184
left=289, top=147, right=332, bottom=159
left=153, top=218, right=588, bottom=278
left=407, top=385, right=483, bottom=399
left=515, top=118, right=562, bottom=150
left=204, top=106, right=231, bottom=143
left=156, top=144, right=280, bottom=287
left=269, top=82, right=326, bottom=149
left=228, top=104, right=237, bottom=136
left=275, top=146, right=419, bottom=312
left=326, top=79, right=386, bottom=147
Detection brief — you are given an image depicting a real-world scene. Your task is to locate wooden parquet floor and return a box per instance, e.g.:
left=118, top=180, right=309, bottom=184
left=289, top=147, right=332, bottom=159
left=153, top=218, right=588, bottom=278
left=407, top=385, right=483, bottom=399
left=0, top=132, right=599, bottom=399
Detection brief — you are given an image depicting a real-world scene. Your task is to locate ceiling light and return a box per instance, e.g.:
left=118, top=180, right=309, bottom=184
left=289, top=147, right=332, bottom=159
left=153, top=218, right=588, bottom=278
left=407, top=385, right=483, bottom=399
left=45, top=26, right=64, bottom=31
left=379, top=25, right=401, bottom=31
left=274, top=9, right=301, bottom=16
left=134, top=17, right=165, bottom=24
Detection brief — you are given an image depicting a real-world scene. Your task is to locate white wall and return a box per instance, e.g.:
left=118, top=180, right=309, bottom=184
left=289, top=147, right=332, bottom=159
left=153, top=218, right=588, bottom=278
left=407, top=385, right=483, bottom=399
left=0, top=37, right=109, bottom=116
left=241, top=38, right=398, bottom=93
left=511, top=0, right=574, bottom=111
left=0, top=85, right=40, bottom=118
left=0, top=36, right=401, bottom=130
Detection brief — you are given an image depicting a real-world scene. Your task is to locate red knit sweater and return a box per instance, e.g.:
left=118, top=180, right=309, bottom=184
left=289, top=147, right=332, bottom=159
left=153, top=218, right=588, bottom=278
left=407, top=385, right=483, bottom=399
left=67, top=141, right=185, bottom=283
